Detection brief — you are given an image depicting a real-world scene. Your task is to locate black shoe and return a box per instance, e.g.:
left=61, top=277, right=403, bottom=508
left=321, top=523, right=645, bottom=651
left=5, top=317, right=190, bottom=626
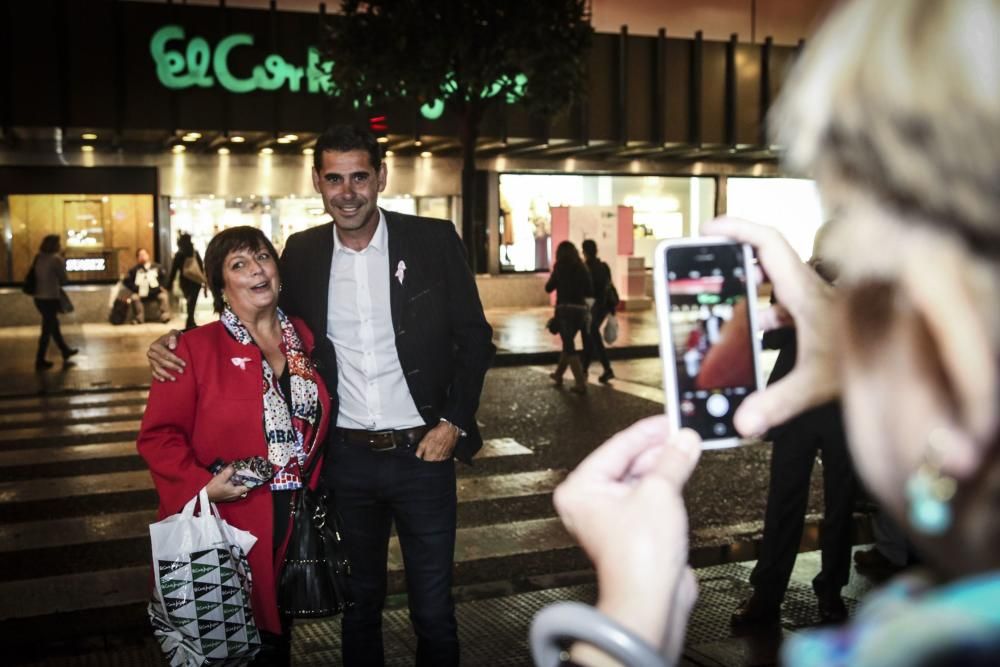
left=813, top=582, right=848, bottom=624
left=35, top=359, right=54, bottom=371
left=730, top=593, right=780, bottom=629
left=598, top=370, right=615, bottom=384
left=853, top=547, right=904, bottom=574
left=62, top=348, right=79, bottom=360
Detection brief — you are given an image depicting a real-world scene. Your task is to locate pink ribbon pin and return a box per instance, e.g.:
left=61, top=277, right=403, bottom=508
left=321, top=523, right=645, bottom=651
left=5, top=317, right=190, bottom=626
left=231, top=357, right=252, bottom=370
left=395, top=260, right=407, bottom=285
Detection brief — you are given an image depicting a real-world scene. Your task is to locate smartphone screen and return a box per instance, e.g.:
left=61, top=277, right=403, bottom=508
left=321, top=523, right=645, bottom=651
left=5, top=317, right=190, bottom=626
left=656, top=240, right=761, bottom=446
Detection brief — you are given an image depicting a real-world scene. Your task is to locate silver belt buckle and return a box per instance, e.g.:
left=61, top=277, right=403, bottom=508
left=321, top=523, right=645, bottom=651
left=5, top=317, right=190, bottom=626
left=370, top=432, right=396, bottom=452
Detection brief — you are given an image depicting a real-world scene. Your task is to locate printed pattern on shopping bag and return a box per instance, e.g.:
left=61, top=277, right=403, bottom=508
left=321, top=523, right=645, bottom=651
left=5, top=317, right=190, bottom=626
left=151, top=544, right=260, bottom=665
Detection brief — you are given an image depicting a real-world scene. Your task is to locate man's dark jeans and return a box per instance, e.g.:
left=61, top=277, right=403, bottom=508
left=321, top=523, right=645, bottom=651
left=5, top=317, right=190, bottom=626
left=326, top=433, right=459, bottom=666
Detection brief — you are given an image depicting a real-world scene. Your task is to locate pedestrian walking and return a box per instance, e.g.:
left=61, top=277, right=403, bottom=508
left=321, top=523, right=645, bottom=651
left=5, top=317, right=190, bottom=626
left=545, top=241, right=593, bottom=394
left=27, top=234, right=78, bottom=370
left=581, top=239, right=615, bottom=383
left=168, top=232, right=207, bottom=330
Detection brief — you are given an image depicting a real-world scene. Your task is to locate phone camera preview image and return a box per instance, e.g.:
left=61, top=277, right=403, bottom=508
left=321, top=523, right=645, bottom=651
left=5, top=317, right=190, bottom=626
left=665, top=244, right=757, bottom=442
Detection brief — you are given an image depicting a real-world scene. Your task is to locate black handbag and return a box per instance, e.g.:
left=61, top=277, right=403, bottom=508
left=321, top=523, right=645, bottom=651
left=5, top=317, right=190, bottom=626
left=546, top=315, right=559, bottom=335
left=278, top=456, right=353, bottom=618
left=22, top=259, right=37, bottom=295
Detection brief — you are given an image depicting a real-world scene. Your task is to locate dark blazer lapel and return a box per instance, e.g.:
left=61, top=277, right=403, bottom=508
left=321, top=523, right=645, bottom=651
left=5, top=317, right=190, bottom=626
left=312, top=222, right=335, bottom=338
left=386, top=210, right=405, bottom=331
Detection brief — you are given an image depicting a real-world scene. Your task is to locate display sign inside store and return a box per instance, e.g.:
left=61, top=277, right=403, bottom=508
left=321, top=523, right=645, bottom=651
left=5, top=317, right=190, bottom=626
left=66, top=258, right=108, bottom=272
left=150, top=25, right=527, bottom=121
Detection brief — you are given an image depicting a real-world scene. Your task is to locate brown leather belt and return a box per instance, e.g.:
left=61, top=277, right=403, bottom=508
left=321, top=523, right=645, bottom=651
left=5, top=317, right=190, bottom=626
left=335, top=426, right=430, bottom=452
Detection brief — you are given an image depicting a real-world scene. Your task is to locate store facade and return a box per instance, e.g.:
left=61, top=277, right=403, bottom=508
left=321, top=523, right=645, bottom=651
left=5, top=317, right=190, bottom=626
left=0, top=0, right=825, bottom=315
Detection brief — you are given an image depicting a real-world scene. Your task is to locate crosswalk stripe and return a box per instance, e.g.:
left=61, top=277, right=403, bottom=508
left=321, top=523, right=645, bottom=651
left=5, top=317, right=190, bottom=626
left=0, top=389, right=148, bottom=414
left=0, top=516, right=577, bottom=621
left=0, top=470, right=152, bottom=504
left=477, top=437, right=533, bottom=458
left=0, top=566, right=152, bottom=620
left=0, top=420, right=142, bottom=448
left=0, top=510, right=157, bottom=553
left=0, top=467, right=564, bottom=510
left=0, top=438, right=530, bottom=469
left=0, top=441, right=138, bottom=468
left=0, top=405, right=145, bottom=428
left=526, top=365, right=665, bottom=403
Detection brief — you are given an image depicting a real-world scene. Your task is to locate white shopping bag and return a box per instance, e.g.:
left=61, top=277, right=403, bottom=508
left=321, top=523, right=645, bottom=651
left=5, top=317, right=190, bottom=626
left=603, top=314, right=619, bottom=345
left=148, top=487, right=261, bottom=666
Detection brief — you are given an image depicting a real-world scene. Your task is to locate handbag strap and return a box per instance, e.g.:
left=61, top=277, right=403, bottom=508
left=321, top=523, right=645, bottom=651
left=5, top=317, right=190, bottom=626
left=301, top=402, right=326, bottom=486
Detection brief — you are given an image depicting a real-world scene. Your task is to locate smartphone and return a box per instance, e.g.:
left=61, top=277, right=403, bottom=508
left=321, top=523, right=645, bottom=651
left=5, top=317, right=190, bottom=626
left=654, top=237, right=762, bottom=448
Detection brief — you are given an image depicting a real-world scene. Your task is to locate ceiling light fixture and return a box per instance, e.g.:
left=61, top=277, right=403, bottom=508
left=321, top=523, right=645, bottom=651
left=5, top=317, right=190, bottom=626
left=260, top=147, right=274, bottom=155
left=81, top=133, right=98, bottom=141
left=81, top=145, right=94, bottom=152
left=218, top=147, right=231, bottom=155
left=230, top=136, right=246, bottom=143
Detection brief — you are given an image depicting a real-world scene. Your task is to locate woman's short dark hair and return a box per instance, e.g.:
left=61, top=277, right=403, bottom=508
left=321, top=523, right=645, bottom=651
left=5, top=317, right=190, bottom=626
left=39, top=234, right=61, bottom=253
left=203, top=226, right=280, bottom=313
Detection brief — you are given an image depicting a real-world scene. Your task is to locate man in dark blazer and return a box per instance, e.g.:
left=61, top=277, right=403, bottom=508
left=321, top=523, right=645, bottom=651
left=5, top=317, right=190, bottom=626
left=148, top=126, right=495, bottom=666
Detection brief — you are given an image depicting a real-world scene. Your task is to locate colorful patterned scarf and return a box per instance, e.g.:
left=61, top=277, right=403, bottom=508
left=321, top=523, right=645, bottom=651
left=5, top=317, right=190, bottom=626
left=222, top=307, right=320, bottom=491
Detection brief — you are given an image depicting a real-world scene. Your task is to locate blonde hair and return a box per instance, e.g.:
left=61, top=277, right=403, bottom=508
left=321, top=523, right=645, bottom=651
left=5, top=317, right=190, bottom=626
left=772, top=0, right=1000, bottom=251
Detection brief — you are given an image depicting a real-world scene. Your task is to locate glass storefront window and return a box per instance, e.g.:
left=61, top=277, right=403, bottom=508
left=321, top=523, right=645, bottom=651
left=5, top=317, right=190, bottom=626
left=168, top=194, right=456, bottom=260
left=498, top=174, right=716, bottom=272
left=726, top=178, right=826, bottom=261
left=5, top=193, right=154, bottom=283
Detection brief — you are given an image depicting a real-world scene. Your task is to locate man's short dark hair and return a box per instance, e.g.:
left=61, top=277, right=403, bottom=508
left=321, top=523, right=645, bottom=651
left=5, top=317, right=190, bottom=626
left=313, top=125, right=382, bottom=172
left=204, top=226, right=281, bottom=314
left=581, top=239, right=598, bottom=258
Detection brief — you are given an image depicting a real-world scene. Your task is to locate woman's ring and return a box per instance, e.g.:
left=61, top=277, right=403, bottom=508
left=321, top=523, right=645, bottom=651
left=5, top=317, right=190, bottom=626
left=240, top=492, right=248, bottom=499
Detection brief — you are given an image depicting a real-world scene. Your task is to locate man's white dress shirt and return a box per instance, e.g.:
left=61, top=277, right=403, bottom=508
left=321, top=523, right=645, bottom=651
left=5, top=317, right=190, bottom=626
left=327, top=209, right=425, bottom=430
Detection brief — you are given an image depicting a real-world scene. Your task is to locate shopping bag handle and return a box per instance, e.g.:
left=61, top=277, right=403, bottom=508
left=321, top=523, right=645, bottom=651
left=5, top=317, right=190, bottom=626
left=181, top=487, right=223, bottom=520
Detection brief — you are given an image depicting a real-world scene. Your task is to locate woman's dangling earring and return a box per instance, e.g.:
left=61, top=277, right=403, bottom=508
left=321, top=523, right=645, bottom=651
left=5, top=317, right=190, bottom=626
left=905, top=428, right=958, bottom=536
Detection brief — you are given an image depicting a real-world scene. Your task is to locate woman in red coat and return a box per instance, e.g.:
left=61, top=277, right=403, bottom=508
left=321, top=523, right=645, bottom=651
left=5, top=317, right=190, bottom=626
left=137, top=226, right=331, bottom=665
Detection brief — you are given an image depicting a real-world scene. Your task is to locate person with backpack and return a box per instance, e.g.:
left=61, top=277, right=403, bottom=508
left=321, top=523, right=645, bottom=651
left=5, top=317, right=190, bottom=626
left=168, top=232, right=207, bottom=330
left=581, top=239, right=616, bottom=383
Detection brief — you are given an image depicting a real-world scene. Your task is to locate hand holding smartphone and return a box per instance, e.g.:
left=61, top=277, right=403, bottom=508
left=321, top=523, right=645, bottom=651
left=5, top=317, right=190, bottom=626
left=654, top=237, right=762, bottom=448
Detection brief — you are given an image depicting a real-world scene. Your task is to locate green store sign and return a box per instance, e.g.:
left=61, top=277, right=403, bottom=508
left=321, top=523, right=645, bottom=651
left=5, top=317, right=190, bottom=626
left=150, top=25, right=527, bottom=121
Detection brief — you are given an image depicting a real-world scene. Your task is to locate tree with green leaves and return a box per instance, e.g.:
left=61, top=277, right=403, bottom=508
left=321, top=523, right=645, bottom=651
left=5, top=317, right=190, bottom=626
left=323, top=0, right=593, bottom=272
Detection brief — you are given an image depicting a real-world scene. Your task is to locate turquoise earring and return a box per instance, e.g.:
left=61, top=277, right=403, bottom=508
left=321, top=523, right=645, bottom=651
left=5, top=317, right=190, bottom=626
left=905, top=430, right=957, bottom=536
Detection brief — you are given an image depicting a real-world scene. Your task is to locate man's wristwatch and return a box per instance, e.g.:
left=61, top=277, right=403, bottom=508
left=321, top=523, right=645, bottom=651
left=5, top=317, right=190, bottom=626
left=439, top=417, right=467, bottom=438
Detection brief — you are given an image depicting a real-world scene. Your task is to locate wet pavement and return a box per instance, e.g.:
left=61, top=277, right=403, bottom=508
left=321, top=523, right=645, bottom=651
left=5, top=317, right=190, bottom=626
left=0, top=308, right=880, bottom=666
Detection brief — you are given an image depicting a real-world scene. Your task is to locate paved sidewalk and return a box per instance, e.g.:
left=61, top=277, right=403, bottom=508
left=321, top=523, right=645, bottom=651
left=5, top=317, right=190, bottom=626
left=0, top=307, right=661, bottom=396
